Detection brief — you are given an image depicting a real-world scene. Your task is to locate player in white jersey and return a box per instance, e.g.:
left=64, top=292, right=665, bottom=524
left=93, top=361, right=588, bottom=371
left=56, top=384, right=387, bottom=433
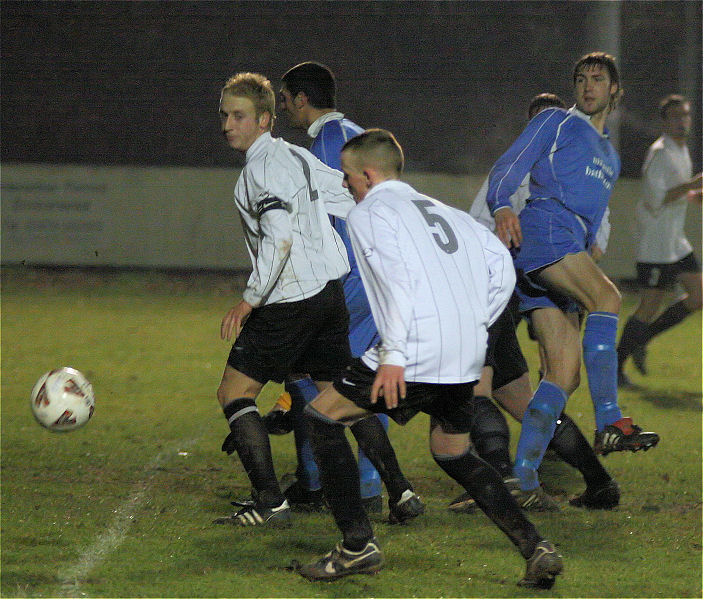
left=451, top=93, right=619, bottom=514
left=617, top=94, right=702, bottom=386
left=296, top=129, right=562, bottom=589
left=212, top=72, right=356, bottom=528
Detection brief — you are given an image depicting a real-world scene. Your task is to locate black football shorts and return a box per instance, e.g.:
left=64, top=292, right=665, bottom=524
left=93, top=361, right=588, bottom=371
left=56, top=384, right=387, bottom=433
left=333, top=358, right=477, bottom=433
left=485, top=296, right=529, bottom=390
left=227, top=280, right=352, bottom=384
left=636, top=252, right=701, bottom=289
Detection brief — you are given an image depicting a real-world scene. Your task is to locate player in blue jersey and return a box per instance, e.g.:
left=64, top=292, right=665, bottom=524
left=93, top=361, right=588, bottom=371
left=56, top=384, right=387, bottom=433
left=486, top=52, right=659, bottom=500
left=449, top=93, right=619, bottom=513
left=267, top=61, right=409, bottom=516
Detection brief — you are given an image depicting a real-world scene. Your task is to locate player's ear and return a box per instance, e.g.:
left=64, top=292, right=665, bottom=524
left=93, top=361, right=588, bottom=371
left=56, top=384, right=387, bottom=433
left=294, top=92, right=307, bottom=108
left=609, top=85, right=623, bottom=112
left=362, top=167, right=375, bottom=188
left=258, top=111, right=272, bottom=130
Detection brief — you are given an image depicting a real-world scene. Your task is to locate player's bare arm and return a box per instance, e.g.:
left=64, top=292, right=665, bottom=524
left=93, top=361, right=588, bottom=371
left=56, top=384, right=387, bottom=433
left=664, top=172, right=703, bottom=205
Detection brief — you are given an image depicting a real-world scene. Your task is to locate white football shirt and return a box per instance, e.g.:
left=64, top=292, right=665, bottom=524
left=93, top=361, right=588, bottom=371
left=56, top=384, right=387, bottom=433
left=234, top=132, right=355, bottom=307
left=636, top=134, right=694, bottom=263
left=348, top=180, right=515, bottom=384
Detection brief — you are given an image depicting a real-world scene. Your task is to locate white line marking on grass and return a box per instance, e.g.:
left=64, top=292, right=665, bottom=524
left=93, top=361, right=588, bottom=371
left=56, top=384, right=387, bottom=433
left=58, top=439, right=200, bottom=597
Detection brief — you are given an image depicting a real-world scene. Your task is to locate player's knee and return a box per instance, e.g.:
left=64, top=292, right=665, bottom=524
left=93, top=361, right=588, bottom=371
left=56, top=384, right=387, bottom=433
left=684, top=293, right=702, bottom=312
left=526, top=383, right=566, bottom=430
left=543, top=365, right=579, bottom=396
left=216, top=382, right=231, bottom=407
left=304, top=402, right=343, bottom=427
left=217, top=369, right=262, bottom=407
left=304, top=405, right=347, bottom=458
left=593, top=281, right=621, bottom=313
left=217, top=381, right=252, bottom=408
left=429, top=429, right=471, bottom=458
left=469, top=396, right=510, bottom=451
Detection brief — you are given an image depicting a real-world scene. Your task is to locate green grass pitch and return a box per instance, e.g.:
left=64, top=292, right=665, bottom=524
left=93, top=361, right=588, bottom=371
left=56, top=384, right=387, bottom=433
left=1, top=267, right=701, bottom=598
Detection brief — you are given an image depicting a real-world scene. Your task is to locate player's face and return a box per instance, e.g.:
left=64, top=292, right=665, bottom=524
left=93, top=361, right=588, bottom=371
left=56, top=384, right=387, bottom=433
left=219, top=93, right=265, bottom=152
left=341, top=151, right=368, bottom=203
left=664, top=102, right=691, bottom=140
left=574, top=64, right=617, bottom=117
left=278, top=86, right=306, bottom=128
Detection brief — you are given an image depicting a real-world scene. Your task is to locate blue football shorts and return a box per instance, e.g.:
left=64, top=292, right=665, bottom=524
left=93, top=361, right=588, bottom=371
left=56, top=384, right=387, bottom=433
left=512, top=198, right=588, bottom=314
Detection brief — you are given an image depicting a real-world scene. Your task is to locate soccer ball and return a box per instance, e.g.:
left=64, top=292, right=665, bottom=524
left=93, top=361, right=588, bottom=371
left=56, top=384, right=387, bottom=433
left=30, top=367, right=95, bottom=432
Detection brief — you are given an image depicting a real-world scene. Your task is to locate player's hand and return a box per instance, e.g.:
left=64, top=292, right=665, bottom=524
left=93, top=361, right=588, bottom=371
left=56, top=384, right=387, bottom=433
left=220, top=300, right=253, bottom=341
left=371, top=364, right=406, bottom=410
left=688, top=174, right=702, bottom=205
left=493, top=207, right=522, bottom=249
left=590, top=245, right=604, bottom=262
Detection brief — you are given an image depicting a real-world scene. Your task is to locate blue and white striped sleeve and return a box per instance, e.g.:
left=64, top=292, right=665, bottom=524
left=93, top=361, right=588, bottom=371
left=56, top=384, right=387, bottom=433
left=486, top=108, right=561, bottom=215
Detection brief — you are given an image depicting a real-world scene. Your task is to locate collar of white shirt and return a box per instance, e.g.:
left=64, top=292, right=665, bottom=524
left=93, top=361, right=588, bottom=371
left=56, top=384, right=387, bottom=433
left=662, top=134, right=687, bottom=153
left=307, top=112, right=345, bottom=139
left=568, top=105, right=611, bottom=138
left=245, top=131, right=273, bottom=163
left=367, top=179, right=412, bottom=199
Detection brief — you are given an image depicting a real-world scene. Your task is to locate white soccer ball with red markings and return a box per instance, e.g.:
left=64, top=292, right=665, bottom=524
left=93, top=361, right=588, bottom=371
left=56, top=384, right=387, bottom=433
left=30, top=367, right=95, bottom=432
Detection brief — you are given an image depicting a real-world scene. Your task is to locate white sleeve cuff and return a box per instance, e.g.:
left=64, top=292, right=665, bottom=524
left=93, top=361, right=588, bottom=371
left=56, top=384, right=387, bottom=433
left=242, top=289, right=261, bottom=308
left=379, top=348, right=406, bottom=367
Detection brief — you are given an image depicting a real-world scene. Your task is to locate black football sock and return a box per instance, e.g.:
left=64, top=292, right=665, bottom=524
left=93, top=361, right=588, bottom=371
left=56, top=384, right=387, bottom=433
left=644, top=299, right=691, bottom=342
left=350, top=415, right=411, bottom=503
left=616, top=317, right=649, bottom=367
left=469, top=395, right=513, bottom=479
left=548, top=413, right=611, bottom=489
left=433, top=448, right=541, bottom=559
left=223, top=398, right=283, bottom=507
left=309, top=414, right=374, bottom=551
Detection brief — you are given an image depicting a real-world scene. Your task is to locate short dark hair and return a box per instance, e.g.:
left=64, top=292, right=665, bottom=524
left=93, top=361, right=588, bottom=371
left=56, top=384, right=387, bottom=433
left=527, top=93, right=566, bottom=120
left=342, top=128, right=404, bottom=176
left=573, top=51, right=622, bottom=110
left=281, top=61, right=336, bottom=109
left=659, top=94, right=689, bottom=119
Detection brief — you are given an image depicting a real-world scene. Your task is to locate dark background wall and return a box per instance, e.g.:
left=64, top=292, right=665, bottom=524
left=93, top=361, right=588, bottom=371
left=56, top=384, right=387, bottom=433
left=2, top=1, right=701, bottom=176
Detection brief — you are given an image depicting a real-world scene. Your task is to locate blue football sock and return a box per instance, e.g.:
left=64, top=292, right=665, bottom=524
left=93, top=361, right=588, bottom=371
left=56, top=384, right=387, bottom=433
left=287, top=377, right=321, bottom=491
left=583, top=312, right=622, bottom=431
left=358, top=414, right=387, bottom=499
left=513, top=381, right=567, bottom=491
